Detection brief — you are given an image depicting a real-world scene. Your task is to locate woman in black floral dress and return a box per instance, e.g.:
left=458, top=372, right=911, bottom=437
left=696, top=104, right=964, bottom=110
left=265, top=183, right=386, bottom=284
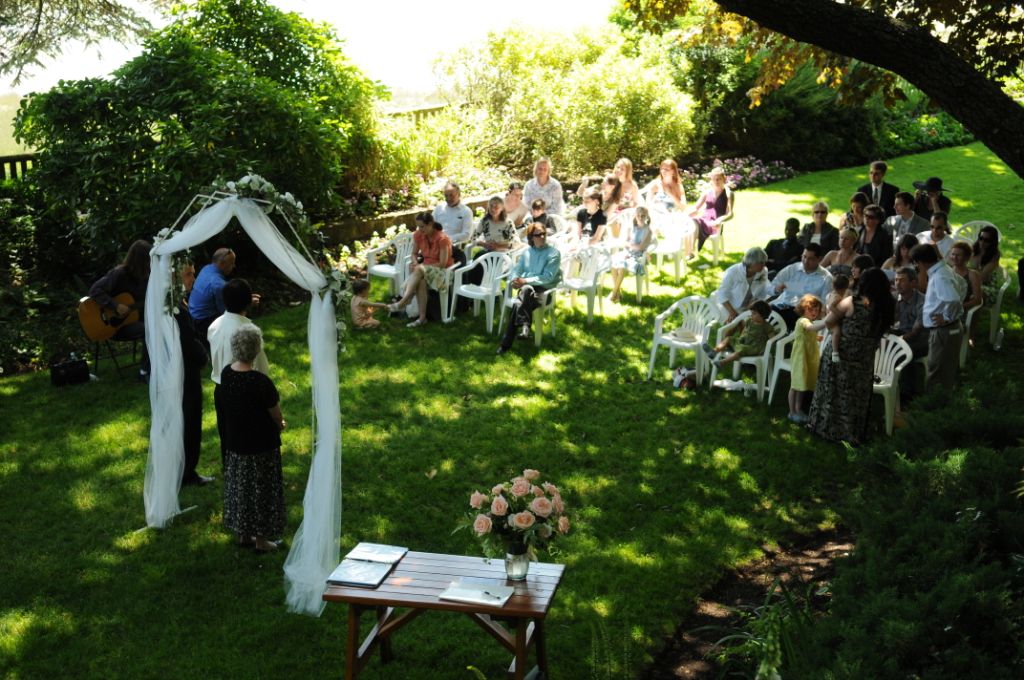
left=808, top=268, right=894, bottom=445
left=214, top=326, right=286, bottom=552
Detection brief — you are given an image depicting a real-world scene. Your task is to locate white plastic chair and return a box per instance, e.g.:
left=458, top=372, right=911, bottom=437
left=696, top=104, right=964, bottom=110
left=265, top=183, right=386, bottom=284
left=704, top=226, right=725, bottom=266
left=448, top=251, right=511, bottom=333
left=366, top=230, right=414, bottom=296
left=708, top=310, right=787, bottom=401
left=873, top=334, right=913, bottom=436
left=954, top=220, right=1000, bottom=242
left=959, top=304, right=980, bottom=368
left=647, top=296, right=719, bottom=383
left=559, top=247, right=611, bottom=323
left=986, top=265, right=1011, bottom=345
left=650, top=221, right=686, bottom=283
left=497, top=284, right=558, bottom=347
left=767, top=326, right=830, bottom=404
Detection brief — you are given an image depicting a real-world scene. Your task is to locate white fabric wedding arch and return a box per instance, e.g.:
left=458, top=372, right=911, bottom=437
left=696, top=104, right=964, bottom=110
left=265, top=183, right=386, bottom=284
left=144, top=193, right=341, bottom=616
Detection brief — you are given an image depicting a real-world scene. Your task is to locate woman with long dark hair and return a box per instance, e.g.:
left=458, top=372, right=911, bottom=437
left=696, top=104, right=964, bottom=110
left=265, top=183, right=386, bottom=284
left=808, top=267, right=895, bottom=445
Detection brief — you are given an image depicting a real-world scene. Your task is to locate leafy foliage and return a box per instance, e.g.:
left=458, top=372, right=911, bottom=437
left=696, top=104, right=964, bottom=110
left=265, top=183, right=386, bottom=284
left=14, top=0, right=385, bottom=265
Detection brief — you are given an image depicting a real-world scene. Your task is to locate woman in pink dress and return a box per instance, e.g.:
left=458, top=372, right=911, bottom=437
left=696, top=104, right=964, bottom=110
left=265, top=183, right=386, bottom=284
left=690, top=167, right=734, bottom=253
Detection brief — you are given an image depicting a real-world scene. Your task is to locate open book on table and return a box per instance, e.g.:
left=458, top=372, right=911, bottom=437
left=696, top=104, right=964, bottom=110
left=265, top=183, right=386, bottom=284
left=326, top=542, right=408, bottom=588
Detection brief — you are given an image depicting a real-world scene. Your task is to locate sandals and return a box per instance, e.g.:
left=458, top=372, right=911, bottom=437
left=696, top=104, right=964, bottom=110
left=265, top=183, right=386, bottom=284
left=406, top=318, right=428, bottom=328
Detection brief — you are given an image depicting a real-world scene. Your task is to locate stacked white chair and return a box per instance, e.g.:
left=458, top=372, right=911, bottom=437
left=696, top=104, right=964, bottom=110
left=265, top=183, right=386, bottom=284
left=448, top=251, right=511, bottom=333
left=708, top=310, right=787, bottom=401
left=647, top=296, right=719, bottom=383
left=873, top=334, right=913, bottom=436
left=366, top=230, right=414, bottom=296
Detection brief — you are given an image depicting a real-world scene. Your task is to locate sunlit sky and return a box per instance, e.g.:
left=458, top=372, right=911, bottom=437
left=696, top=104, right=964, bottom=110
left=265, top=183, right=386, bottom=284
left=6, top=0, right=617, bottom=96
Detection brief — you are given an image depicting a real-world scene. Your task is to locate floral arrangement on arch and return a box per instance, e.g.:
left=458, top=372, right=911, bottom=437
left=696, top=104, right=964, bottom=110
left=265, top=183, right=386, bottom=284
left=467, top=469, right=570, bottom=557
left=209, top=172, right=311, bottom=233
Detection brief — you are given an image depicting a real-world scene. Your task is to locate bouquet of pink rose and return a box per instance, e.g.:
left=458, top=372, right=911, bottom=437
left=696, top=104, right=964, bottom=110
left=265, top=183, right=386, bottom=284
left=465, top=468, right=570, bottom=557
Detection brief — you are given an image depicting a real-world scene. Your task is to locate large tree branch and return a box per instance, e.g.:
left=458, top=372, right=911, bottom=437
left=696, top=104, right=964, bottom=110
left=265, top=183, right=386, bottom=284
left=716, top=0, right=1024, bottom=179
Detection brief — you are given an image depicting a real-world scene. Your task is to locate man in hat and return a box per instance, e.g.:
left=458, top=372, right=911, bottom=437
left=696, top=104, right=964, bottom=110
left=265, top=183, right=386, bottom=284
left=912, top=177, right=952, bottom=221
left=857, top=160, right=899, bottom=218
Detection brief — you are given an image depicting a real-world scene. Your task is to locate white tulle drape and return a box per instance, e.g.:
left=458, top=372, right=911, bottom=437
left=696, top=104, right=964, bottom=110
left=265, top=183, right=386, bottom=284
left=144, top=196, right=341, bottom=616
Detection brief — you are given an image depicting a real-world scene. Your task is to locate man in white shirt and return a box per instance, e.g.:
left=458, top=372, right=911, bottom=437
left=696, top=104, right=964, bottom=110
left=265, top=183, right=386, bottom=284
left=911, top=243, right=966, bottom=389
left=885, top=191, right=930, bottom=240
left=523, top=157, right=565, bottom=217
left=714, top=247, right=770, bottom=322
left=207, top=278, right=269, bottom=384
left=770, top=243, right=833, bottom=328
left=433, top=181, right=474, bottom=247
left=916, top=211, right=954, bottom=259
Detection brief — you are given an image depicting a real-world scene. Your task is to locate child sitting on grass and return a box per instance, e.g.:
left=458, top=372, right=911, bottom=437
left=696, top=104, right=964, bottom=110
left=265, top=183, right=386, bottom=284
left=788, top=294, right=825, bottom=424
left=703, top=299, right=773, bottom=368
left=350, top=279, right=388, bottom=329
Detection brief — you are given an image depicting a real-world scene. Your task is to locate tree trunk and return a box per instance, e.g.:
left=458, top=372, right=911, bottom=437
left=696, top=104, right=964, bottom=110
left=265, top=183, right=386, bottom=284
left=716, top=0, right=1024, bottom=179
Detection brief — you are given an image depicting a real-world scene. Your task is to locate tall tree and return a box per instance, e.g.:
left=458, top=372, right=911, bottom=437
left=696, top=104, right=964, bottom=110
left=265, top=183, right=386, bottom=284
left=0, top=1, right=170, bottom=85
left=623, top=0, right=1024, bottom=178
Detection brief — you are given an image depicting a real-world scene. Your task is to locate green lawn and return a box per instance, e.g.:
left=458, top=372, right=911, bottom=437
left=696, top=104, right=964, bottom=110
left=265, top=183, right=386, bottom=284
left=1, top=143, right=1021, bottom=679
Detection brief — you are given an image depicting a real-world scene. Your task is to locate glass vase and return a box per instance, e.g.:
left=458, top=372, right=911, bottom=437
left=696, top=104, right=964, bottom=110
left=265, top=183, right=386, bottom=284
left=504, top=542, right=530, bottom=581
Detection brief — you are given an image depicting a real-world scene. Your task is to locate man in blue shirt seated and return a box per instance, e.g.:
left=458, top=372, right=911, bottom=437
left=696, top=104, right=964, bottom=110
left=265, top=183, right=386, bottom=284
left=497, top=224, right=562, bottom=355
left=190, top=248, right=241, bottom=348
left=769, top=243, right=833, bottom=328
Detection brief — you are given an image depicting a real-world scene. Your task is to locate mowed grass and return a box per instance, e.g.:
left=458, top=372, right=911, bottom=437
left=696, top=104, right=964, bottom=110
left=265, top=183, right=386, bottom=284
left=1, top=143, right=1021, bottom=679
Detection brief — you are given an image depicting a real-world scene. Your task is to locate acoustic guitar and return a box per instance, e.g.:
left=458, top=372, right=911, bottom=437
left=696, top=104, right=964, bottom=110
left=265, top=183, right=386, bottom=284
left=78, top=293, right=142, bottom=342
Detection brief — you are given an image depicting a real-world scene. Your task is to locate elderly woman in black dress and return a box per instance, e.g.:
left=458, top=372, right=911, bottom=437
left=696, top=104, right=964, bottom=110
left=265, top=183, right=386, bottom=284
left=214, top=326, right=286, bottom=552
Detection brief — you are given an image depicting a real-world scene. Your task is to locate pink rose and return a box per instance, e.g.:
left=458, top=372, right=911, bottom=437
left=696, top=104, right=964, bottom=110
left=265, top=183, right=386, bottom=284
left=491, top=483, right=504, bottom=495
left=552, top=494, right=564, bottom=514
left=473, top=514, right=492, bottom=535
left=510, top=479, right=531, bottom=498
left=470, top=491, right=488, bottom=509
left=530, top=497, right=553, bottom=518
left=542, top=482, right=559, bottom=495
left=491, top=495, right=509, bottom=516
left=511, top=511, right=536, bottom=530
left=532, top=485, right=545, bottom=498
left=522, top=469, right=541, bottom=481
left=558, top=516, right=570, bottom=534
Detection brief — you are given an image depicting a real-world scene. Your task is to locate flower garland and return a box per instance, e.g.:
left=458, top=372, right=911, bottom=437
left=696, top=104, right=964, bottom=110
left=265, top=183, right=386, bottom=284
left=152, top=226, right=193, bottom=316
left=208, top=173, right=311, bottom=233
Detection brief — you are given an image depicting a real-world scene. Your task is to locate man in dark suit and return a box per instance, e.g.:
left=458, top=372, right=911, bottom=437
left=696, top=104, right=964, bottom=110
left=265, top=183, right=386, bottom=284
left=857, top=160, right=899, bottom=219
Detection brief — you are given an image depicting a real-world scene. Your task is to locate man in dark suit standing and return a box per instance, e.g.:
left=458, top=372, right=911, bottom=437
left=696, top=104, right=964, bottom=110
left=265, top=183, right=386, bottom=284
left=858, top=160, right=899, bottom=219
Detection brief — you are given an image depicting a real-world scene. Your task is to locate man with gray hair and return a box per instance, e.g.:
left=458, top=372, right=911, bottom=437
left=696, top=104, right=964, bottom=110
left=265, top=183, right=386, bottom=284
left=714, top=247, right=770, bottom=323
left=190, top=248, right=241, bottom=348
left=433, top=181, right=474, bottom=247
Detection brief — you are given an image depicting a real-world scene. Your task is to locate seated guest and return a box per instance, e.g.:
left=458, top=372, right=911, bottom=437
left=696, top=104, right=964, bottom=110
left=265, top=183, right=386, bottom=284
left=388, top=212, right=453, bottom=328
left=912, top=176, right=952, bottom=221
left=690, top=166, right=735, bottom=253
left=857, top=160, right=899, bottom=218
left=770, top=244, right=833, bottom=328
left=911, top=243, right=966, bottom=389
left=857, top=204, right=893, bottom=266
left=820, top=227, right=859, bottom=277
left=215, top=326, right=286, bottom=552
left=88, top=239, right=151, bottom=379
left=497, top=224, right=561, bottom=355
left=208, top=278, right=269, bottom=384
left=642, top=158, right=694, bottom=259
left=613, top=157, right=644, bottom=208
left=894, top=266, right=928, bottom=358
left=433, top=181, right=474, bottom=248
left=917, top=211, right=954, bottom=258
left=504, top=182, right=528, bottom=227
left=703, top=299, right=774, bottom=369
left=799, top=201, right=839, bottom=253
left=349, top=279, right=388, bottom=329
left=885, top=191, right=929, bottom=240
left=838, top=192, right=869, bottom=233
left=523, top=199, right=560, bottom=234
left=608, top=207, right=654, bottom=302
left=764, top=218, right=804, bottom=277
left=948, top=240, right=983, bottom=315
left=574, top=189, right=607, bottom=246
left=471, top=195, right=517, bottom=255
left=714, top=247, right=770, bottom=323
left=191, top=248, right=245, bottom=350
left=969, top=225, right=1002, bottom=286
left=523, top=157, right=565, bottom=217
left=883, top=234, right=920, bottom=279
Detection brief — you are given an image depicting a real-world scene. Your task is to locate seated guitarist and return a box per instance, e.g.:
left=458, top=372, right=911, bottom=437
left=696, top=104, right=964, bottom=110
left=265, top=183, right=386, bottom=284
left=88, top=239, right=151, bottom=379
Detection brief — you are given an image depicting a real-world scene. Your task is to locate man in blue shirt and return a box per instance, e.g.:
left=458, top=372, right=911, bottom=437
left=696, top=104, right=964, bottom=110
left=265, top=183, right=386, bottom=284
left=189, top=248, right=237, bottom=348
left=497, top=224, right=562, bottom=355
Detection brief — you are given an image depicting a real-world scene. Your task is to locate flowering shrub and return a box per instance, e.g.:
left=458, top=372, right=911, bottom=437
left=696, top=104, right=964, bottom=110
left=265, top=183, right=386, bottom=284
left=466, top=469, right=570, bottom=557
left=678, top=156, right=797, bottom=195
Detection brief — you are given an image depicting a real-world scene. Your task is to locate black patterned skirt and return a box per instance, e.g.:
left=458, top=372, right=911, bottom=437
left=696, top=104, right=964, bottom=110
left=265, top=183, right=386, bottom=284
left=223, top=448, right=286, bottom=539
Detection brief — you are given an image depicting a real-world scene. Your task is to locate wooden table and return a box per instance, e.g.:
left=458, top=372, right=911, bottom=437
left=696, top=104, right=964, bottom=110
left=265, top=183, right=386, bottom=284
left=323, top=550, right=565, bottom=680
